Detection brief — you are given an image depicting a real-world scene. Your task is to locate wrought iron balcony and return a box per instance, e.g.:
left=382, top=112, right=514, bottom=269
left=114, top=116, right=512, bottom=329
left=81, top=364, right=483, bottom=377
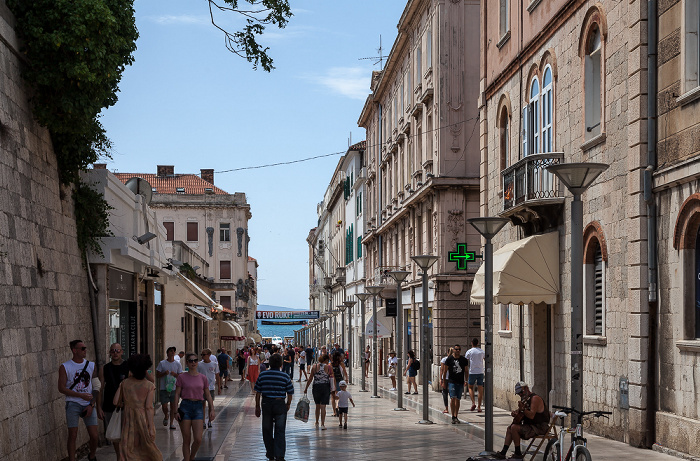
left=500, top=152, right=565, bottom=235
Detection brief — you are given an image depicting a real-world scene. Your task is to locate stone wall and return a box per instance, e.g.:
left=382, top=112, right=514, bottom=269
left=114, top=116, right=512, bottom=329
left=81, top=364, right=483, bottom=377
left=0, top=4, right=93, bottom=461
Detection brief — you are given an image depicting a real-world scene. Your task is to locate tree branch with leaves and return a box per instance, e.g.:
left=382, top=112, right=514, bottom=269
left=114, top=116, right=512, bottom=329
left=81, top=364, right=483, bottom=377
left=208, top=0, right=292, bottom=71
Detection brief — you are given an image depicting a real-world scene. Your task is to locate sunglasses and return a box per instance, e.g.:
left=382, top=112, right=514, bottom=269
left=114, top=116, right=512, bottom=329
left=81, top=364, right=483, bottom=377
left=187, top=358, right=199, bottom=363
left=454, top=349, right=461, bottom=352
left=110, top=349, right=122, bottom=353
left=76, top=347, right=87, bottom=351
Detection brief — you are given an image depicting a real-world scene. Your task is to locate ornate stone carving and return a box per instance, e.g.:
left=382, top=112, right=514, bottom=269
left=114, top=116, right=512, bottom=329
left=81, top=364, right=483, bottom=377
left=206, top=227, right=214, bottom=256
left=235, top=278, right=249, bottom=302
left=433, top=211, right=439, bottom=252
left=446, top=209, right=463, bottom=249
left=237, top=227, right=245, bottom=256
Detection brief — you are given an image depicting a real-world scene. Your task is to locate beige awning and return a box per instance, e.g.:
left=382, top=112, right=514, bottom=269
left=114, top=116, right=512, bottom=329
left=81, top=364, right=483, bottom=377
left=365, top=307, right=394, bottom=338
left=248, top=333, right=262, bottom=344
left=186, top=305, right=213, bottom=321
left=219, top=320, right=245, bottom=340
left=470, top=232, right=559, bottom=305
left=176, top=272, right=217, bottom=308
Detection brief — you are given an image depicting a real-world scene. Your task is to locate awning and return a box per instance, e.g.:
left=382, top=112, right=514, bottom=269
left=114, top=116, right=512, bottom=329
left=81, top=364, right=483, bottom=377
left=248, top=333, right=262, bottom=344
left=219, top=320, right=245, bottom=341
left=186, top=305, right=213, bottom=321
left=470, top=232, right=559, bottom=305
left=365, top=307, right=394, bottom=338
left=176, top=273, right=217, bottom=308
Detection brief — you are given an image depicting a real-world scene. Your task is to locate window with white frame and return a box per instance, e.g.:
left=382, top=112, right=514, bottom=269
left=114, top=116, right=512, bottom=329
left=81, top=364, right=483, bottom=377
left=584, top=24, right=603, bottom=139
left=585, top=240, right=606, bottom=336
left=541, top=66, right=554, bottom=152
left=685, top=0, right=700, bottom=92
left=522, top=77, right=540, bottom=156
left=427, top=26, right=432, bottom=70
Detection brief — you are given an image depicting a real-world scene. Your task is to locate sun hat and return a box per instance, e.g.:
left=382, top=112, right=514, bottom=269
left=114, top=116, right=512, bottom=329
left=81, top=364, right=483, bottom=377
left=514, top=381, right=529, bottom=394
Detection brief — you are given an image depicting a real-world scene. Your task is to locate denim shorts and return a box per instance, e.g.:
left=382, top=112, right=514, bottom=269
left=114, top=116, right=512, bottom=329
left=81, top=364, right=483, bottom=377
left=468, top=373, right=484, bottom=386
left=160, top=389, right=176, bottom=404
left=65, top=401, right=98, bottom=428
left=448, top=382, right=464, bottom=400
left=179, top=399, right=204, bottom=420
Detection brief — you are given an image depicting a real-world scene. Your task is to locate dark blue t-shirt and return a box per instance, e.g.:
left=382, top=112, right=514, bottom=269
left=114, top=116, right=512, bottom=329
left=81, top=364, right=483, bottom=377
left=217, top=353, right=230, bottom=370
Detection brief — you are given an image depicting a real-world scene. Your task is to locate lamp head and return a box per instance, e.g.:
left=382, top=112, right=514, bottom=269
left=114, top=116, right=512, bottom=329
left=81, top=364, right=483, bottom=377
left=546, top=162, right=609, bottom=195
left=467, top=217, right=510, bottom=239
left=388, top=270, right=411, bottom=283
left=365, top=285, right=384, bottom=295
left=411, top=255, right=439, bottom=270
left=343, top=300, right=357, bottom=308
left=355, top=293, right=371, bottom=302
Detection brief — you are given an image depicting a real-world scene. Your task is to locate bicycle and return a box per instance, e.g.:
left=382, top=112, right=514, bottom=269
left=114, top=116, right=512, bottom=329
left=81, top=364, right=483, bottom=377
left=542, top=405, right=611, bottom=461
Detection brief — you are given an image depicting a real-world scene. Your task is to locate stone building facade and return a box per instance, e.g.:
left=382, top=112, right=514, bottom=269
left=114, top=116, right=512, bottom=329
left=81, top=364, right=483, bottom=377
left=0, top=4, right=93, bottom=460
left=478, top=0, right=699, bottom=455
left=359, top=0, right=481, bottom=387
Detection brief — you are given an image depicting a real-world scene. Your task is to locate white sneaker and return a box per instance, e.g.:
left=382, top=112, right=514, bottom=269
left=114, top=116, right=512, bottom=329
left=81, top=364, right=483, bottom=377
left=390, top=388, right=396, bottom=391
left=321, top=425, right=326, bottom=430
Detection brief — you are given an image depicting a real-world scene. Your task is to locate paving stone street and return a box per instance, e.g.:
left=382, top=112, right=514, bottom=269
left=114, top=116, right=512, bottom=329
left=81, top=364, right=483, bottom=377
left=83, top=369, right=684, bottom=461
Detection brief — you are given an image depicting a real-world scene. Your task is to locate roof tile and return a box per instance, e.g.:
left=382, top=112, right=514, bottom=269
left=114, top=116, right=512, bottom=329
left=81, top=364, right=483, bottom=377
left=114, top=173, right=229, bottom=195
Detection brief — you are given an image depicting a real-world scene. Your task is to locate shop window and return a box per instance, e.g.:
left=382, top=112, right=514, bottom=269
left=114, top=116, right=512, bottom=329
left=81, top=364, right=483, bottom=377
left=186, top=222, right=198, bottom=241
left=163, top=221, right=174, bottom=241
left=220, top=260, right=231, bottom=280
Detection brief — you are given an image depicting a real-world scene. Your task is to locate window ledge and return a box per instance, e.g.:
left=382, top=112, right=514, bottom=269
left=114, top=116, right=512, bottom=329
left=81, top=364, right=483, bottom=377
left=527, top=0, right=542, bottom=13
left=676, top=339, right=700, bottom=352
left=498, top=330, right=512, bottom=338
left=583, top=335, right=607, bottom=346
left=677, top=86, right=700, bottom=107
left=580, top=132, right=606, bottom=151
left=497, top=31, right=511, bottom=50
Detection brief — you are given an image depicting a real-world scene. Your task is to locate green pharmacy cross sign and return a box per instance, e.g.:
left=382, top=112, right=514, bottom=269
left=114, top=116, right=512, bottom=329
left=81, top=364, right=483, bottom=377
left=449, top=243, right=479, bottom=270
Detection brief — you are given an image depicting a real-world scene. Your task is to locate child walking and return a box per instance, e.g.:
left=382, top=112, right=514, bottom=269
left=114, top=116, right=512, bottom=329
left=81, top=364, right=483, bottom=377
left=334, top=380, right=355, bottom=429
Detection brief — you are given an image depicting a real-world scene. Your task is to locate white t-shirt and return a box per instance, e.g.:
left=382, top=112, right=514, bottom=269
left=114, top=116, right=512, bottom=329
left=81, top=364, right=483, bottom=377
left=299, top=351, right=306, bottom=364
left=156, top=359, right=183, bottom=391
left=440, top=356, right=450, bottom=379
left=174, top=355, right=181, bottom=363
left=62, top=359, right=95, bottom=405
left=336, top=390, right=352, bottom=408
left=465, top=347, right=485, bottom=375
left=200, top=358, right=220, bottom=391
left=387, top=356, right=398, bottom=367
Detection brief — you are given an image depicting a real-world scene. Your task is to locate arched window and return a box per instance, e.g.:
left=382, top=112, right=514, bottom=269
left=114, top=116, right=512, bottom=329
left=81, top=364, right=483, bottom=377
left=695, top=227, right=700, bottom=337
left=584, top=222, right=608, bottom=338
left=541, top=66, right=553, bottom=152
left=585, top=25, right=602, bottom=139
left=523, top=77, right=539, bottom=157
left=500, top=106, right=510, bottom=171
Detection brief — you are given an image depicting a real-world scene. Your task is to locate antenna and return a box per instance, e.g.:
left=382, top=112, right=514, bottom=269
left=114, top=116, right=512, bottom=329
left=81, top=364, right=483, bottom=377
left=358, top=35, right=385, bottom=69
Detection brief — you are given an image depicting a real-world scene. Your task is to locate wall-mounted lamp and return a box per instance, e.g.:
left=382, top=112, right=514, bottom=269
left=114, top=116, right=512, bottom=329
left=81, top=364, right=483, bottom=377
left=135, top=232, right=157, bottom=245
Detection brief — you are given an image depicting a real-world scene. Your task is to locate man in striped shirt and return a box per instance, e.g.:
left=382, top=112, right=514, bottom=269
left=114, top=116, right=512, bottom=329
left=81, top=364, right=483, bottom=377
left=255, top=353, right=294, bottom=461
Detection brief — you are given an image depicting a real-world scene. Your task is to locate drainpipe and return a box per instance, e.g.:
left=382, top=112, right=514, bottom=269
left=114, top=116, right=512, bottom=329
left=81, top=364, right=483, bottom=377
left=644, top=0, right=658, bottom=449
left=86, top=253, right=103, bottom=371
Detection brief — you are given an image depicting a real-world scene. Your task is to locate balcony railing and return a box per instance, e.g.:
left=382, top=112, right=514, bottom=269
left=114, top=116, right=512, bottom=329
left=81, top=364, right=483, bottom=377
left=502, top=152, right=564, bottom=211
left=367, top=265, right=405, bottom=287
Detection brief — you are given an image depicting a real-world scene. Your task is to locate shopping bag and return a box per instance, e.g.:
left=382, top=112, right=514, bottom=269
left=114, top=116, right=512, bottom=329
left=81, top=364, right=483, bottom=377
left=105, top=408, right=122, bottom=442
left=294, top=395, right=310, bottom=423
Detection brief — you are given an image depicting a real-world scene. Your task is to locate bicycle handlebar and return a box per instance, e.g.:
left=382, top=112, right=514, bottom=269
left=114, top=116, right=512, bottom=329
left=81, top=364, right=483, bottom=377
left=552, top=405, right=612, bottom=419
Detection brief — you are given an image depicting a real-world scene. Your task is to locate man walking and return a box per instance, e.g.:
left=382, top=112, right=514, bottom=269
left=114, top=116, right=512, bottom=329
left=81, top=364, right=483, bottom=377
left=97, top=343, right=128, bottom=458
left=442, top=344, right=469, bottom=424
left=58, top=340, right=99, bottom=461
left=304, top=345, right=315, bottom=372
left=465, top=338, right=485, bottom=412
left=255, top=353, right=294, bottom=461
left=200, top=348, right=219, bottom=428
left=156, top=346, right=182, bottom=429
left=218, top=348, right=231, bottom=389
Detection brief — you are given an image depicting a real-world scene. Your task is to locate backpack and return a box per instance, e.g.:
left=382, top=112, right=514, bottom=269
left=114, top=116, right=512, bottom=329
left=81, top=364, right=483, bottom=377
left=413, top=359, right=420, bottom=371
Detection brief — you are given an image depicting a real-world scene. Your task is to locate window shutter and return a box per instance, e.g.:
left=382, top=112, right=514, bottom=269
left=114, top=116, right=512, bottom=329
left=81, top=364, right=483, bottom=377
left=594, top=246, right=603, bottom=335
left=357, top=236, right=362, bottom=258
left=220, top=261, right=231, bottom=280
left=187, top=222, right=198, bottom=241
left=164, top=222, right=174, bottom=241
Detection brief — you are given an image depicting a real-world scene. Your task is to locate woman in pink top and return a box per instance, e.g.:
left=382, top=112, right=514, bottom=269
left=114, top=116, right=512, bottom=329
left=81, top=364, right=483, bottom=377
left=174, top=353, right=215, bottom=461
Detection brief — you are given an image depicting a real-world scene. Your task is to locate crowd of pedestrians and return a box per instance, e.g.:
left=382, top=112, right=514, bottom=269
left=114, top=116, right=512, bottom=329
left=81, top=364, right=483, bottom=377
left=60, top=339, right=491, bottom=461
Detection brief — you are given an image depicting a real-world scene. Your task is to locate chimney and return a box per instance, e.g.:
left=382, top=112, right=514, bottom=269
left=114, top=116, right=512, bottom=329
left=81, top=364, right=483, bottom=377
left=201, top=169, right=214, bottom=184
left=93, top=163, right=107, bottom=169
left=157, top=165, right=174, bottom=177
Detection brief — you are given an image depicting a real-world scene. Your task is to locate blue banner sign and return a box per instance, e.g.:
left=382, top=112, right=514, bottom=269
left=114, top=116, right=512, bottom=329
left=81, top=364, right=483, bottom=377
left=256, top=310, right=320, bottom=320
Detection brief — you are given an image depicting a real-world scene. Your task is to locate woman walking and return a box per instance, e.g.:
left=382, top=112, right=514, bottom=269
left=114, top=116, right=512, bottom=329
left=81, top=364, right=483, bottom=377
left=304, top=354, right=335, bottom=430
left=245, top=347, right=261, bottom=392
left=330, top=352, right=347, bottom=417
left=404, top=350, right=418, bottom=395
left=236, top=348, right=246, bottom=378
left=387, top=351, right=398, bottom=391
left=174, top=353, right=215, bottom=461
left=364, top=346, right=371, bottom=379
left=297, top=347, right=308, bottom=382
left=114, top=353, right=162, bottom=461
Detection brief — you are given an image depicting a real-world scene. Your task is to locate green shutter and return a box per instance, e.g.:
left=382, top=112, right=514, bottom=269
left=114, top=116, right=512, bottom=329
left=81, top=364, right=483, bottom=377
left=357, top=236, right=362, bottom=258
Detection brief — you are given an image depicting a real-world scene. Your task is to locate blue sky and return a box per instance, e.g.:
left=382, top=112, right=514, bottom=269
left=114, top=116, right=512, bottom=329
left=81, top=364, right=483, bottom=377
left=101, top=0, right=404, bottom=309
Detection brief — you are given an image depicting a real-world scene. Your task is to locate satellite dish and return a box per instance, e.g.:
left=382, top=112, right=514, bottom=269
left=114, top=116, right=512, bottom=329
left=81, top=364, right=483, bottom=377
left=125, top=177, right=153, bottom=205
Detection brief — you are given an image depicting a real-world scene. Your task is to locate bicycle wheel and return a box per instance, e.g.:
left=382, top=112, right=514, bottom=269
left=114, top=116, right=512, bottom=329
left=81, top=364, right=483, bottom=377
left=574, top=445, right=592, bottom=461
left=543, top=439, right=560, bottom=461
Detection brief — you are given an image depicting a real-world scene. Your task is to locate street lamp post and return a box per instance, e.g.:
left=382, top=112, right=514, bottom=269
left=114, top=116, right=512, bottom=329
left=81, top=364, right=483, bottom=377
left=339, top=306, right=346, bottom=354
left=468, top=217, right=510, bottom=453
left=344, top=300, right=356, bottom=385
left=411, top=255, right=439, bottom=424
left=355, top=293, right=371, bottom=392
left=547, top=162, right=608, bottom=422
left=388, top=270, right=411, bottom=411
left=366, top=285, right=384, bottom=398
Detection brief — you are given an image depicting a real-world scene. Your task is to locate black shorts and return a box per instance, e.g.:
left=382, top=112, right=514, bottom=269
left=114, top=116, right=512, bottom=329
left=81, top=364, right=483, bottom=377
left=312, top=383, right=331, bottom=405
left=337, top=407, right=348, bottom=414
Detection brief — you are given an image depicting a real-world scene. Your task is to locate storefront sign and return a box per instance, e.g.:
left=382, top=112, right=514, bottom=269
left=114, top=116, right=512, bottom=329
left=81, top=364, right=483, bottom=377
left=385, top=298, right=397, bottom=317
left=109, top=269, right=135, bottom=301
left=128, top=303, right=138, bottom=357
left=220, top=336, right=237, bottom=341
left=256, top=310, right=320, bottom=320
